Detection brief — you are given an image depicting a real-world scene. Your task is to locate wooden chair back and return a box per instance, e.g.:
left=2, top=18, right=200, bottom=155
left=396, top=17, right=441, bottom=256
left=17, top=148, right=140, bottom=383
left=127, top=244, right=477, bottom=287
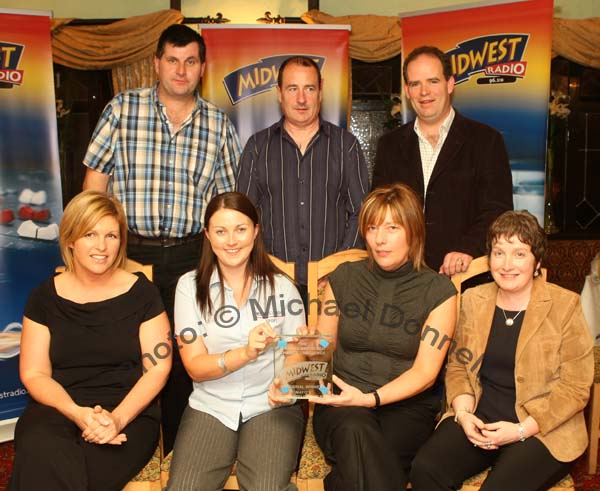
left=306, top=249, right=368, bottom=327
left=450, top=256, right=490, bottom=316
left=269, top=254, right=295, bottom=281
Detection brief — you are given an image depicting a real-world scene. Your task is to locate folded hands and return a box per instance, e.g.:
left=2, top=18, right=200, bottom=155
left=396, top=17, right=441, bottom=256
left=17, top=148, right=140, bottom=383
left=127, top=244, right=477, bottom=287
left=78, top=405, right=127, bottom=445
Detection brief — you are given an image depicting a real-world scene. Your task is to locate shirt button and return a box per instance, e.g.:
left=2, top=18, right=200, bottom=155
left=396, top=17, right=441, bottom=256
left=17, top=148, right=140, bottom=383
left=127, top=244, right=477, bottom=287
left=300, top=201, right=305, bottom=206
left=516, top=376, right=525, bottom=383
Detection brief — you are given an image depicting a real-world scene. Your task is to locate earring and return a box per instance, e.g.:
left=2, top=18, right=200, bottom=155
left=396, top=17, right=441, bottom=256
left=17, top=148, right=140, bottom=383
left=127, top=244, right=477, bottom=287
left=533, top=270, right=540, bottom=277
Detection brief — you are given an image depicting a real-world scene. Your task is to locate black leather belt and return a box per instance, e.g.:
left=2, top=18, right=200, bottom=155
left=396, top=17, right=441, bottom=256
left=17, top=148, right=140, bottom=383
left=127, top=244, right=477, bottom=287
left=127, top=232, right=203, bottom=248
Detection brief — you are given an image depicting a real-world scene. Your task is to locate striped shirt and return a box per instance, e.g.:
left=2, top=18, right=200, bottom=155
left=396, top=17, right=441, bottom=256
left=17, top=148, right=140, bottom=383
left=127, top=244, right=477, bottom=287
left=83, top=84, right=241, bottom=238
left=237, top=119, right=368, bottom=285
left=414, top=107, right=455, bottom=194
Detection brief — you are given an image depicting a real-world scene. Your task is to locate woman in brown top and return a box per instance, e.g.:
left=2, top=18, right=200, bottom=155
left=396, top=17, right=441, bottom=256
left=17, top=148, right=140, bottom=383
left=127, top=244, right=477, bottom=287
left=411, top=210, right=593, bottom=491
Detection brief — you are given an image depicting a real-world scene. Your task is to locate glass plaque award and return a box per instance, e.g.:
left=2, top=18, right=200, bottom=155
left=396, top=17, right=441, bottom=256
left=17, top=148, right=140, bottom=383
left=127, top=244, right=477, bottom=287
left=274, top=334, right=333, bottom=399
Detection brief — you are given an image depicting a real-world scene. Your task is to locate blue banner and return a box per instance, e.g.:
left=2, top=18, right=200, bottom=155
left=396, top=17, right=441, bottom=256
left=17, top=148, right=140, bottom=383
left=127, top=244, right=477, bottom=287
left=0, top=8, right=62, bottom=433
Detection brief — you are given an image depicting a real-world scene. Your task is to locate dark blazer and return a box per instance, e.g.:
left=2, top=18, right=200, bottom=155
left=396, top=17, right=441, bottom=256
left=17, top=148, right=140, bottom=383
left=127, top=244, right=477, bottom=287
left=444, top=278, right=593, bottom=462
left=372, top=111, right=513, bottom=271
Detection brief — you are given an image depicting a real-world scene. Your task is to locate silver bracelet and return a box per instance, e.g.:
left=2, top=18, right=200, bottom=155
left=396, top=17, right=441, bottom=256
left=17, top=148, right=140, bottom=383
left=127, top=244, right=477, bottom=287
left=454, top=408, right=472, bottom=423
left=217, top=351, right=231, bottom=374
left=517, top=423, right=526, bottom=442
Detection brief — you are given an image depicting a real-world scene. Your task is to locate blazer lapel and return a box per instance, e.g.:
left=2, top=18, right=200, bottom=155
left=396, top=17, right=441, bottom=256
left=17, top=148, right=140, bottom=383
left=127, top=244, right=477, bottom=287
left=428, top=111, right=465, bottom=187
left=515, top=279, right=552, bottom=362
left=405, top=125, right=425, bottom=196
left=469, top=284, right=497, bottom=378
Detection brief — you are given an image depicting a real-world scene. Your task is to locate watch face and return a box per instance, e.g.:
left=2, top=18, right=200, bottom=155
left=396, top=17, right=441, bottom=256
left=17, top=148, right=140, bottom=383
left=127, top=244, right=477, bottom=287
left=218, top=353, right=229, bottom=373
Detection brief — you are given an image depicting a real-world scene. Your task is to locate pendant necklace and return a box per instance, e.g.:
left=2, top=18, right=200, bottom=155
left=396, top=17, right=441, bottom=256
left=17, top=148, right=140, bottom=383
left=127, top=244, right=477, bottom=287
left=501, top=307, right=526, bottom=327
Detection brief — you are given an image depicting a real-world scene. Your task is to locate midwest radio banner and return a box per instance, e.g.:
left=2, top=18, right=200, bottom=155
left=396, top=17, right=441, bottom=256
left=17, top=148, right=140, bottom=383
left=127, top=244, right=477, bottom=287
left=0, top=8, right=62, bottom=436
left=402, top=0, right=553, bottom=225
left=200, top=25, right=350, bottom=146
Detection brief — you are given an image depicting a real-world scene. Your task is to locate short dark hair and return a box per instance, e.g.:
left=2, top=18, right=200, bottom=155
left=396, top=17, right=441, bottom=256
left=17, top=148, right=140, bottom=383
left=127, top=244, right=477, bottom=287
left=156, top=24, right=206, bottom=63
left=486, top=210, right=547, bottom=272
left=277, top=56, right=322, bottom=88
left=403, top=46, right=453, bottom=83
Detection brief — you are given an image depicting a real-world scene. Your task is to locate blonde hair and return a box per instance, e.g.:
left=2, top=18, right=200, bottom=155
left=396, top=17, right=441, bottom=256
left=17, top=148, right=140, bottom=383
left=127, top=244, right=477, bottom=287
left=359, top=183, right=426, bottom=270
left=59, top=190, right=128, bottom=272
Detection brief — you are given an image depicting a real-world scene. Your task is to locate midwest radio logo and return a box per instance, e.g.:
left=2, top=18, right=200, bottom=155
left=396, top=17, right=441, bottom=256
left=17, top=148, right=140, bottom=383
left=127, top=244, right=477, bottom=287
left=0, top=41, right=25, bottom=88
left=447, top=34, right=529, bottom=85
left=223, top=54, right=325, bottom=105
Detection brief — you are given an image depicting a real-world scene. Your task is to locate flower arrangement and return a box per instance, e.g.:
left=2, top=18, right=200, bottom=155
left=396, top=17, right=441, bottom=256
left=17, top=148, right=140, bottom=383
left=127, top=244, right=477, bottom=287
left=548, top=90, right=570, bottom=120
left=55, top=99, right=70, bottom=119
left=544, top=90, right=570, bottom=234
left=390, top=94, right=402, bottom=119
left=383, top=94, right=402, bottom=129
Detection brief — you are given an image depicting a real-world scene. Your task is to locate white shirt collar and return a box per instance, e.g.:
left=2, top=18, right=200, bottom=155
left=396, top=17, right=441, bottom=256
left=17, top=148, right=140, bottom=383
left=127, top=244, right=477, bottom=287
left=414, top=106, right=455, bottom=142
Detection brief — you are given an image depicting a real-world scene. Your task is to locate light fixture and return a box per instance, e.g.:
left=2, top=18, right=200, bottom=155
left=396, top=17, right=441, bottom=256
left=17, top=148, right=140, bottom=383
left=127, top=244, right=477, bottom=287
left=197, top=13, right=230, bottom=24
left=256, top=11, right=285, bottom=24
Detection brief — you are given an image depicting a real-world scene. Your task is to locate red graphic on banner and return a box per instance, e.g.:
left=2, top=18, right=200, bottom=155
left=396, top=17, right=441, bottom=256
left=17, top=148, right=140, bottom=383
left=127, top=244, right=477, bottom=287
left=0, top=42, right=25, bottom=88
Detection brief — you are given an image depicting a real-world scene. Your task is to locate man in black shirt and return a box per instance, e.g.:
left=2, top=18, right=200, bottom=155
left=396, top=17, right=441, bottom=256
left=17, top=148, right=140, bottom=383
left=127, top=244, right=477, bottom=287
left=237, top=56, right=368, bottom=299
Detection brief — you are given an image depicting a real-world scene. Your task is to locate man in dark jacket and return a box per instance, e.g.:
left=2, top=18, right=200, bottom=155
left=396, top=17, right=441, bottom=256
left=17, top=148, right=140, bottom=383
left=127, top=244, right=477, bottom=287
left=373, top=46, right=513, bottom=275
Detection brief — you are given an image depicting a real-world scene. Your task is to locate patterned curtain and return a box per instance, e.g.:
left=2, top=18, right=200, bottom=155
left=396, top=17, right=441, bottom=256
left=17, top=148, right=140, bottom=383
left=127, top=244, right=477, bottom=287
left=51, top=9, right=183, bottom=92
left=48, top=8, right=599, bottom=92
left=111, top=55, right=157, bottom=95
left=302, top=9, right=600, bottom=69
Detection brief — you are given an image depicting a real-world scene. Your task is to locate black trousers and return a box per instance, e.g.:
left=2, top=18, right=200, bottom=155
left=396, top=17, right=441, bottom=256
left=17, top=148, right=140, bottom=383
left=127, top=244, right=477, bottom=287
left=8, top=402, right=158, bottom=491
left=313, top=390, right=440, bottom=491
left=410, top=418, right=573, bottom=491
left=127, top=237, right=202, bottom=454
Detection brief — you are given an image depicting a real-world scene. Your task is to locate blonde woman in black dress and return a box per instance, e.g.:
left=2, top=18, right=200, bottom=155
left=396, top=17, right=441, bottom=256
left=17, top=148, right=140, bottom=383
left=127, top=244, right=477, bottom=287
left=9, top=191, right=171, bottom=491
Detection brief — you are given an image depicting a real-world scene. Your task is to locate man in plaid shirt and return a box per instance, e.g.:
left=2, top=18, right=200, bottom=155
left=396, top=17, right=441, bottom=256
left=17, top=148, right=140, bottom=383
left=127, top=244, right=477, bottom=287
left=82, top=24, right=242, bottom=452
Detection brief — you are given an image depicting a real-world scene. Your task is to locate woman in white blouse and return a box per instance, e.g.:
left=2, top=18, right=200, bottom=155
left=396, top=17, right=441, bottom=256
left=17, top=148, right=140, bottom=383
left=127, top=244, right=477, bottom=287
left=167, top=192, right=305, bottom=491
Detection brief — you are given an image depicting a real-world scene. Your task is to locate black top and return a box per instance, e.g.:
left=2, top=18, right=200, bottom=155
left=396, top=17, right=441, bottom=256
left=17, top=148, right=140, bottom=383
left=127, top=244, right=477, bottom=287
left=328, top=259, right=456, bottom=393
left=476, top=306, right=525, bottom=423
left=24, top=272, right=164, bottom=419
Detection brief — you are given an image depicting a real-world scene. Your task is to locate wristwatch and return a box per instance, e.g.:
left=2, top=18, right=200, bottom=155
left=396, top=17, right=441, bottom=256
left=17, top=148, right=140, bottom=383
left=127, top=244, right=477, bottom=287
left=371, top=390, right=381, bottom=408
left=218, top=351, right=230, bottom=374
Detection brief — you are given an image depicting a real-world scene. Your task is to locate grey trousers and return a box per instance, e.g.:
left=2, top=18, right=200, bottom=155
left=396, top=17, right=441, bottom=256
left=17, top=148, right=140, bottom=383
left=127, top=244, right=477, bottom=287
left=167, top=404, right=305, bottom=491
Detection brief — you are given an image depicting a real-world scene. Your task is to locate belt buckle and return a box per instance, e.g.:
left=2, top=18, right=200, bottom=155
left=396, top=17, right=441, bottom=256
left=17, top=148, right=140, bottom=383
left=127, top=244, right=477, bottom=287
left=160, top=236, right=176, bottom=247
